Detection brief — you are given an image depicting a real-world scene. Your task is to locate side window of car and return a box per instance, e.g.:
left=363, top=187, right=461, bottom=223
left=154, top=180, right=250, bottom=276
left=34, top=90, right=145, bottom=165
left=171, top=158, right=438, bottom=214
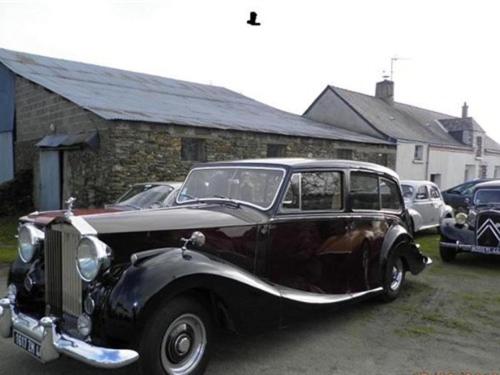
left=350, top=172, right=380, bottom=210
left=281, top=172, right=343, bottom=211
left=416, top=185, right=429, bottom=200
left=281, top=173, right=300, bottom=210
left=380, top=178, right=402, bottom=211
left=301, top=171, right=343, bottom=210
left=430, top=186, right=441, bottom=199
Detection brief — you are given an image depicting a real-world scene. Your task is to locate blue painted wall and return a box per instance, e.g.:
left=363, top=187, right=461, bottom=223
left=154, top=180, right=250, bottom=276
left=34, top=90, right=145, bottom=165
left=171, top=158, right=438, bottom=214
left=0, top=63, right=15, bottom=183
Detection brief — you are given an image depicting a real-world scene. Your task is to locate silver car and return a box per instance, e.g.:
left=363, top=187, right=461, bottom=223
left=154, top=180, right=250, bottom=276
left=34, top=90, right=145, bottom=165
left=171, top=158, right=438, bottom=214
left=401, top=180, right=453, bottom=233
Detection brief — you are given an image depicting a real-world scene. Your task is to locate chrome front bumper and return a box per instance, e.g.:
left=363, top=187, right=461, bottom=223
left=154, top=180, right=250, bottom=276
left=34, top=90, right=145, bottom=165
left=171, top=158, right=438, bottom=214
left=0, top=298, right=139, bottom=368
left=440, top=241, right=500, bottom=255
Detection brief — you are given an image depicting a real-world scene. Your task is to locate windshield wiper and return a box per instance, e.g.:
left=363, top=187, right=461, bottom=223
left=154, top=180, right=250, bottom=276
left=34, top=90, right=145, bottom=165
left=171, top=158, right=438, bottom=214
left=208, top=195, right=241, bottom=208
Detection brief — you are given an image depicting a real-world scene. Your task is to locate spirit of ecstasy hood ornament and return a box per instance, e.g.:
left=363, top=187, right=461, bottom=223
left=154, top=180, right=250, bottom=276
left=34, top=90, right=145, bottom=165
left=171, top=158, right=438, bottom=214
left=64, top=197, right=76, bottom=218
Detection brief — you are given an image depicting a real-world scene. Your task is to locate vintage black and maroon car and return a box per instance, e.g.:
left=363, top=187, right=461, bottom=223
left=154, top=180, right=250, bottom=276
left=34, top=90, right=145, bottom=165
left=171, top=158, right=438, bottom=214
left=440, top=180, right=500, bottom=261
left=0, top=159, right=431, bottom=374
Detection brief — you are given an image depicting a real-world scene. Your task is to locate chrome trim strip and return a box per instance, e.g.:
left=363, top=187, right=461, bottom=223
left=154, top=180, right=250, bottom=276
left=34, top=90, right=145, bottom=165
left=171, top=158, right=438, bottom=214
left=175, top=166, right=287, bottom=211
left=0, top=298, right=138, bottom=368
left=277, top=286, right=383, bottom=304
left=67, top=216, right=97, bottom=236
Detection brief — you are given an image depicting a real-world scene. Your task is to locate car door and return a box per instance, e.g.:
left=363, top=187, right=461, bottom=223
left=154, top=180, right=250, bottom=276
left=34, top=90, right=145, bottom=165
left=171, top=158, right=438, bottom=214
left=349, top=172, right=394, bottom=291
left=413, top=184, right=433, bottom=227
left=266, top=170, right=356, bottom=294
left=429, top=185, right=444, bottom=225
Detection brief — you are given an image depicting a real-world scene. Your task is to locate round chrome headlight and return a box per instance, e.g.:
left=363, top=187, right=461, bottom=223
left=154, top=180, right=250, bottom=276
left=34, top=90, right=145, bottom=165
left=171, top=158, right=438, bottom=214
left=455, top=212, right=468, bottom=226
left=18, top=224, right=44, bottom=263
left=75, top=236, right=111, bottom=282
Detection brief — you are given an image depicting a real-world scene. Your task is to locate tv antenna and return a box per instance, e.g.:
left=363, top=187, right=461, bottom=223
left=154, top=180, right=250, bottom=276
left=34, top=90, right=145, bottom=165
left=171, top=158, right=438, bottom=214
left=390, top=56, right=410, bottom=80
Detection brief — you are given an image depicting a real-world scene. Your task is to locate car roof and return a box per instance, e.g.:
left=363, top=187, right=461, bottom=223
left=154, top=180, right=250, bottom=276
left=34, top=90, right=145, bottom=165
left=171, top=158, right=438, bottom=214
left=132, top=181, right=183, bottom=188
left=194, top=158, right=399, bottom=179
left=473, top=180, right=500, bottom=190
left=401, top=180, right=438, bottom=188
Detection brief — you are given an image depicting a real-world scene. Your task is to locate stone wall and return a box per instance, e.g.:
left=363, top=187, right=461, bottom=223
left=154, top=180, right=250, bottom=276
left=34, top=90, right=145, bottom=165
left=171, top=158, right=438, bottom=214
left=101, top=121, right=396, bottom=204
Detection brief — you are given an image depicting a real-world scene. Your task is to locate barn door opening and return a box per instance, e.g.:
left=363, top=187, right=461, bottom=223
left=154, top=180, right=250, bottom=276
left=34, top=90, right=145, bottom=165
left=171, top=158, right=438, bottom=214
left=0, top=131, right=14, bottom=184
left=39, top=150, right=62, bottom=210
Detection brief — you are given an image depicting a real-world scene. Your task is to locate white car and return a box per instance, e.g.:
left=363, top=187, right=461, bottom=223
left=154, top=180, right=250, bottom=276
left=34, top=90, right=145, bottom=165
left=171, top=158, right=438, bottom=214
left=401, top=180, right=453, bottom=233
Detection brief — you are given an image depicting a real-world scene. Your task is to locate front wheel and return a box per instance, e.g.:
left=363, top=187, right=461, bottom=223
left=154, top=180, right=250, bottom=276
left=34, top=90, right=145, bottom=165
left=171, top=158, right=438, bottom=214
left=381, top=255, right=405, bottom=302
left=440, top=244, right=457, bottom=262
left=138, top=295, right=213, bottom=375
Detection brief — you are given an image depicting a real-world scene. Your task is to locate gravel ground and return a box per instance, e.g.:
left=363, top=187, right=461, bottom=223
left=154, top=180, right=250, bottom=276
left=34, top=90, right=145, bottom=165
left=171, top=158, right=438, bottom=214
left=1, top=234, right=500, bottom=375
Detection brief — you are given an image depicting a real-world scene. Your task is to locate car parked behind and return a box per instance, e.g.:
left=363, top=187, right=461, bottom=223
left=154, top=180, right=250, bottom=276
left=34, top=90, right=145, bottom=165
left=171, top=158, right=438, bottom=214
left=401, top=180, right=453, bottom=233
left=440, top=180, right=500, bottom=262
left=108, top=181, right=182, bottom=210
left=441, top=179, right=494, bottom=212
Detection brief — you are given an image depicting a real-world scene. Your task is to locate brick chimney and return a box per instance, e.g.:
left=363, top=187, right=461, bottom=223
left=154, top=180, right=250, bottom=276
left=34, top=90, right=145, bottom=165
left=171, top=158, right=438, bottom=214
left=462, top=102, right=469, bottom=118
left=375, top=79, right=394, bottom=105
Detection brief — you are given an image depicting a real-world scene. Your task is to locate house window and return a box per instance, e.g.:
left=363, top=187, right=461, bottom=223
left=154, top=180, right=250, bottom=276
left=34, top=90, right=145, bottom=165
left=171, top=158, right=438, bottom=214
left=414, top=145, right=424, bottom=161
left=430, top=173, right=441, bottom=188
left=337, top=149, right=353, bottom=160
left=464, top=165, right=475, bottom=182
left=181, top=138, right=206, bottom=162
left=267, top=144, right=286, bottom=158
left=476, top=136, right=483, bottom=157
left=479, top=165, right=487, bottom=179
left=494, top=166, right=500, bottom=178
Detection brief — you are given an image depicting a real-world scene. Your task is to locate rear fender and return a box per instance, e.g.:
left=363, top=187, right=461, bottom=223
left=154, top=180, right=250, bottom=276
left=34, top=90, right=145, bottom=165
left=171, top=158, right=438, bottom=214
left=379, top=224, right=427, bottom=276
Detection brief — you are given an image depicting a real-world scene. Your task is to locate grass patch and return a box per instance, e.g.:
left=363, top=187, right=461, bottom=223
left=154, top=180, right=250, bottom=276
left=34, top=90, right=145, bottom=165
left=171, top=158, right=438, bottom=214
left=422, top=311, right=472, bottom=333
left=0, top=216, right=18, bottom=263
left=396, top=325, right=435, bottom=337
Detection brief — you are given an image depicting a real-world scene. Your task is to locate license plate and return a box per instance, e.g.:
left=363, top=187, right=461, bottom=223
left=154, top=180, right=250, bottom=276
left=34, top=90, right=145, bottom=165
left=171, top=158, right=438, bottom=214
left=13, top=330, right=41, bottom=359
left=473, top=246, right=500, bottom=255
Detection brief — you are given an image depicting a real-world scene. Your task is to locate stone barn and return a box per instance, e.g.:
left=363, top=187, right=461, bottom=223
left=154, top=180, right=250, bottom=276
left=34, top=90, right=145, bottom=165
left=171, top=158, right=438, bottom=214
left=0, top=49, right=395, bottom=210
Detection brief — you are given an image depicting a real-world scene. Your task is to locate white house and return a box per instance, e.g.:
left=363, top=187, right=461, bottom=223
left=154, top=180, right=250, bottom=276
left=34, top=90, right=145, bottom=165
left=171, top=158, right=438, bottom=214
left=304, top=80, right=500, bottom=189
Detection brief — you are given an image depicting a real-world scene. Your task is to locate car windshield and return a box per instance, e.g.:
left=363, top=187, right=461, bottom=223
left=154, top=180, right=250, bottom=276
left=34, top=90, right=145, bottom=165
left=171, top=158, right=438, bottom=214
left=474, top=189, right=500, bottom=206
left=401, top=185, right=414, bottom=199
left=177, top=167, right=285, bottom=209
left=115, top=184, right=174, bottom=209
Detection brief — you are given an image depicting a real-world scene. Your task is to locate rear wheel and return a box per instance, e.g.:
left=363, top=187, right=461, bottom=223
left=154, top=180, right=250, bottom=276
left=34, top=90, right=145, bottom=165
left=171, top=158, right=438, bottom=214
left=138, top=295, right=213, bottom=375
left=381, top=254, right=405, bottom=302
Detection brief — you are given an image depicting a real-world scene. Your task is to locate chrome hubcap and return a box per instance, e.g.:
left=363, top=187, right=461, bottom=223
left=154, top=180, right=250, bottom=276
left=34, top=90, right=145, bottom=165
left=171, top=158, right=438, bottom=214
left=160, top=313, right=206, bottom=374
left=390, top=261, right=403, bottom=291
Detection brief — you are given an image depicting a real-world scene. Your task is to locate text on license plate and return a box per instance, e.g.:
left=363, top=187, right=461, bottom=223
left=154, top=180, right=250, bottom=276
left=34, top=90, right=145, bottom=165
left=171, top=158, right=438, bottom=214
left=473, top=246, right=500, bottom=255
left=13, top=330, right=41, bottom=359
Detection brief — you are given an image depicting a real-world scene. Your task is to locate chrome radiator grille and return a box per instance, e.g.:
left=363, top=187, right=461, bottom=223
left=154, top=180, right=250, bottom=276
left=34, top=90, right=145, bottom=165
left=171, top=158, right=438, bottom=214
left=45, top=230, right=62, bottom=315
left=45, top=227, right=82, bottom=317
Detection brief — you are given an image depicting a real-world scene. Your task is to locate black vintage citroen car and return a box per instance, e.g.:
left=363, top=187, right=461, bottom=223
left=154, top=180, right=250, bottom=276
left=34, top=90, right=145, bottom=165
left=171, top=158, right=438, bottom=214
left=440, top=180, right=500, bottom=261
left=0, top=159, right=431, bottom=374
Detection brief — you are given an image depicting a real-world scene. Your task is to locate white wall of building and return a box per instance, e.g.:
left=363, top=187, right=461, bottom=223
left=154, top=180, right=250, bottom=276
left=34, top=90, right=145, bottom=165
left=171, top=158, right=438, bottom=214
left=396, top=141, right=500, bottom=189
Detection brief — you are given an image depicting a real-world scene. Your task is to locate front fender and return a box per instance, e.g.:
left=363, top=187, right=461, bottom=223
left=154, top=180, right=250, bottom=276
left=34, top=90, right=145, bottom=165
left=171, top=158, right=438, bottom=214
left=102, top=248, right=282, bottom=342
left=440, top=218, right=475, bottom=245
left=441, top=205, right=454, bottom=219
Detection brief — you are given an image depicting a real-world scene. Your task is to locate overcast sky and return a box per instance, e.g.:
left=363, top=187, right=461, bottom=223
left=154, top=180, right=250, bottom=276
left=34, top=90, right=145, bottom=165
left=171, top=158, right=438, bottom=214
left=1, top=0, right=499, bottom=142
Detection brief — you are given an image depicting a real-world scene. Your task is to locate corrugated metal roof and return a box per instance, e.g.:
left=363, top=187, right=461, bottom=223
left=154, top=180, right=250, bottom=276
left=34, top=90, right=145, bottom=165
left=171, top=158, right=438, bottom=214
left=0, top=48, right=389, bottom=145
left=330, top=86, right=464, bottom=147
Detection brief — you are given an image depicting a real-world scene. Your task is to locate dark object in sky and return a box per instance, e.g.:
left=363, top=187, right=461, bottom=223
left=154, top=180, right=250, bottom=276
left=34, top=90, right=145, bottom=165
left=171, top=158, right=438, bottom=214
left=247, top=11, right=260, bottom=26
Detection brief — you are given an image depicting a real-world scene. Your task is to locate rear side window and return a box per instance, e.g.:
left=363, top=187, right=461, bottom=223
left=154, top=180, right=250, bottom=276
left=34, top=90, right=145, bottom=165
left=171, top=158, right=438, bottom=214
left=416, top=185, right=429, bottom=200
left=380, top=178, right=402, bottom=211
left=350, top=172, right=380, bottom=210
left=281, top=171, right=343, bottom=211
left=430, top=186, right=441, bottom=199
